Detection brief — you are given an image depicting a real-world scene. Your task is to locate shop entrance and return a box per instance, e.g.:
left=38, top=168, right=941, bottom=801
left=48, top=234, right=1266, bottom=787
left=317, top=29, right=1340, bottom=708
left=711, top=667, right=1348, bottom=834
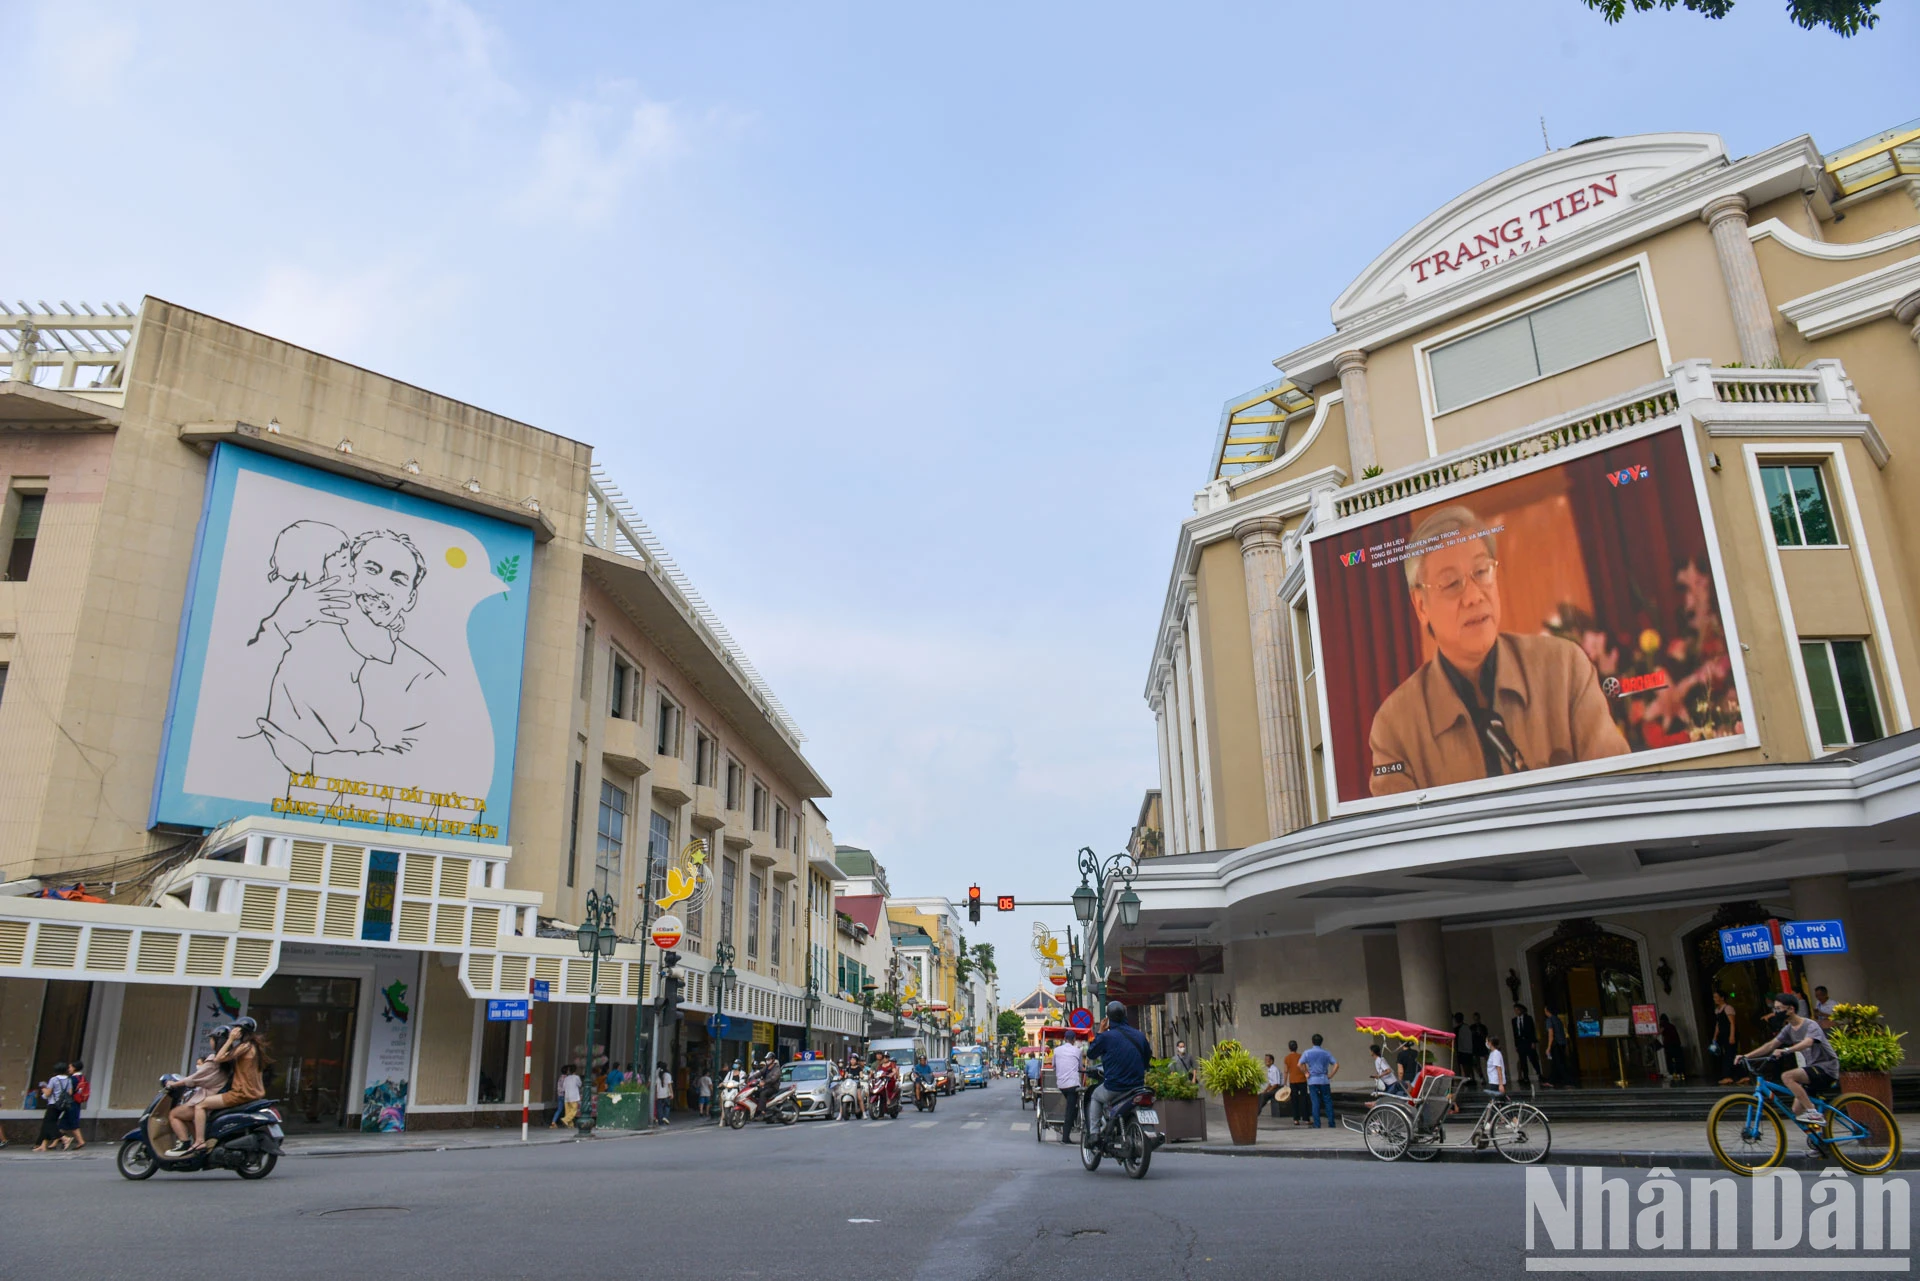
left=1529, top=921, right=1647, bottom=1087
left=247, top=973, right=361, bottom=1132
left=1685, top=905, right=1807, bottom=1068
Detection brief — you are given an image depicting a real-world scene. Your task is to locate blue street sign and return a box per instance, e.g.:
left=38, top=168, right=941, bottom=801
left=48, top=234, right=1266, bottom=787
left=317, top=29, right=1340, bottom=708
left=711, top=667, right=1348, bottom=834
left=707, top=1014, right=734, bottom=1039
left=1718, top=925, right=1773, bottom=963
left=487, top=999, right=530, bottom=1021
left=1782, top=919, right=1848, bottom=955
left=531, top=979, right=551, bottom=1002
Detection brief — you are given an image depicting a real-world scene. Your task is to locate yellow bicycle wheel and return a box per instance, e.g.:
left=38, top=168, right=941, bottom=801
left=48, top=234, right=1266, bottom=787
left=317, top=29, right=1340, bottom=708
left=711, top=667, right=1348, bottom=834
left=1707, top=1093, right=1786, bottom=1176
left=1826, top=1093, right=1901, bottom=1175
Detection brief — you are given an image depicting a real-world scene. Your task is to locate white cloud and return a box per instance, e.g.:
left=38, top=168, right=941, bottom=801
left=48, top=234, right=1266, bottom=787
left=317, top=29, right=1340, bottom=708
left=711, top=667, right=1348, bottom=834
left=25, top=0, right=137, bottom=97
left=509, top=89, right=687, bottom=227
left=243, top=258, right=468, bottom=367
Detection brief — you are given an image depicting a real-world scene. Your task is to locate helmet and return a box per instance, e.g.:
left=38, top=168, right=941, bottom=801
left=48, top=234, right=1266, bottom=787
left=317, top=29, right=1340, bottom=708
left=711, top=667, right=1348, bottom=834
left=234, top=1016, right=259, bottom=1035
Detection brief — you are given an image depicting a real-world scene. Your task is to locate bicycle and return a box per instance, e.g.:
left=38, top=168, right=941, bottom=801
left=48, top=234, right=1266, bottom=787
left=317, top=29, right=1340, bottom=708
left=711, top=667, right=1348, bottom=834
left=1352, top=1074, right=1551, bottom=1164
left=1706, top=1056, right=1900, bottom=1176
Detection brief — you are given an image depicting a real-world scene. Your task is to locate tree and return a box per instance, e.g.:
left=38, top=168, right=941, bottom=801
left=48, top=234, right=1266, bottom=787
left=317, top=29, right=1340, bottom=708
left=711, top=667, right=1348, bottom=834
left=954, top=935, right=974, bottom=986
left=1579, top=0, right=1879, bottom=35
left=971, top=942, right=997, bottom=984
left=997, top=1009, right=1026, bottom=1043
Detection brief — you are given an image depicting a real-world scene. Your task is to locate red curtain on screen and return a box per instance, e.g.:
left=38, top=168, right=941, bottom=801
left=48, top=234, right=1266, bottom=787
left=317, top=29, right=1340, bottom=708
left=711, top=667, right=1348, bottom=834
left=1311, top=515, right=1424, bottom=805
left=1564, top=429, right=1703, bottom=643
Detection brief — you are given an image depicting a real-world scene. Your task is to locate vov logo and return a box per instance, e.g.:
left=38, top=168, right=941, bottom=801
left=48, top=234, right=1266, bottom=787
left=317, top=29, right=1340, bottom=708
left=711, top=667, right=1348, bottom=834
left=1526, top=1167, right=1909, bottom=1271
left=1605, top=463, right=1651, bottom=487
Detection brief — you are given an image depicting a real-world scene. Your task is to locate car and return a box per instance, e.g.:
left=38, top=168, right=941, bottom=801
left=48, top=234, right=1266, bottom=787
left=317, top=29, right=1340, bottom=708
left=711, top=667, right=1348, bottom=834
left=951, top=1046, right=988, bottom=1088
left=928, top=1058, right=958, bottom=1096
left=781, top=1059, right=836, bottom=1120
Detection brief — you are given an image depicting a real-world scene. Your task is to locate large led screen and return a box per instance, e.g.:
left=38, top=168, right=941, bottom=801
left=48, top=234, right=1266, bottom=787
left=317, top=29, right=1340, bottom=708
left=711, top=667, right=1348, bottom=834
left=1305, top=422, right=1752, bottom=812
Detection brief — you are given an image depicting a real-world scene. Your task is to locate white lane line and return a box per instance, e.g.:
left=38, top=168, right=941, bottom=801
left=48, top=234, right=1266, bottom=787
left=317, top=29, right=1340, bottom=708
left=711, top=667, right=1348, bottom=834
left=847, top=1218, right=878, bottom=1224
left=962, top=1121, right=983, bottom=1130
left=911, top=1120, right=938, bottom=1129
left=1009, top=1121, right=1027, bottom=1131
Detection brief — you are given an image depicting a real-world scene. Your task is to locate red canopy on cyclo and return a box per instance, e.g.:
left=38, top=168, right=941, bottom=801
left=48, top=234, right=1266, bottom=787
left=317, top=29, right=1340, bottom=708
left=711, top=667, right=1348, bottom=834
left=1353, top=1015, right=1455, bottom=1044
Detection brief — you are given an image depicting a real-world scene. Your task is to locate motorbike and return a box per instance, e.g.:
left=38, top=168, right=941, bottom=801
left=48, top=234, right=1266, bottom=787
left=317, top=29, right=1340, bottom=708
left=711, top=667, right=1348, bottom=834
left=724, top=1078, right=799, bottom=1129
left=867, top=1069, right=902, bottom=1120
left=912, top=1074, right=938, bottom=1112
left=833, top=1070, right=868, bottom=1120
left=118, top=1078, right=285, bottom=1181
left=1077, top=1067, right=1162, bottom=1180
left=1020, top=1072, right=1038, bottom=1110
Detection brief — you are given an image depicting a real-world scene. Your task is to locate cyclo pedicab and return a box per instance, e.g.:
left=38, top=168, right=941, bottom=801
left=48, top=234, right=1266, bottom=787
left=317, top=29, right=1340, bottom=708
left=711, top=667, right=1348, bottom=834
left=1341, top=1015, right=1551, bottom=1164
left=1031, top=1024, right=1095, bottom=1143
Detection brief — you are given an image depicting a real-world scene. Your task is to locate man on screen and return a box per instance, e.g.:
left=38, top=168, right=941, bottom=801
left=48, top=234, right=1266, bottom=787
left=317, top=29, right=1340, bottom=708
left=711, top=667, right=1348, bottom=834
left=1369, top=505, right=1628, bottom=796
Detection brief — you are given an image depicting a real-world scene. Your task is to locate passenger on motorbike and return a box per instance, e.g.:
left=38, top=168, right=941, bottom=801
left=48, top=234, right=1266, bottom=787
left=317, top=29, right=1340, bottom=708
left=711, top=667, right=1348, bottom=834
left=1082, top=1002, right=1150, bottom=1143
left=168, top=1018, right=268, bottom=1157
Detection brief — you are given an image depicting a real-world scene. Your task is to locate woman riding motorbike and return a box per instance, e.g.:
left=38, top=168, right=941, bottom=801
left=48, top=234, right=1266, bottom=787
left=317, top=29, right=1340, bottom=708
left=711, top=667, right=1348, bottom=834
left=168, top=1019, right=267, bottom=1158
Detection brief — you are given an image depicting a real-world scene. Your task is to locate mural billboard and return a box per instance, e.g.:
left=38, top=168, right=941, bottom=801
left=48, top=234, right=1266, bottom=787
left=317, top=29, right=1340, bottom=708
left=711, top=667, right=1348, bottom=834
left=1305, top=421, right=1753, bottom=813
left=153, top=444, right=533, bottom=843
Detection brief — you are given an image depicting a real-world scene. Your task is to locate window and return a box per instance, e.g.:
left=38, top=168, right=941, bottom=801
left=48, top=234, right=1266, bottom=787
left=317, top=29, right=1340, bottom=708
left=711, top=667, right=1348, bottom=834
left=609, top=653, right=635, bottom=718
left=596, top=780, right=628, bottom=895
left=770, top=887, right=784, bottom=975
left=566, top=761, right=583, bottom=887
left=772, top=803, right=788, bottom=850
left=751, top=782, right=768, bottom=832
left=747, top=873, right=763, bottom=960
left=1428, top=271, right=1653, bottom=413
left=1801, top=640, right=1884, bottom=748
left=1761, top=464, right=1840, bottom=547
left=5, top=491, right=45, bottom=582
left=579, top=621, right=595, bottom=700
left=721, top=856, right=737, bottom=944
left=694, top=730, right=717, bottom=787
left=478, top=1016, right=513, bottom=1103
left=724, top=758, right=744, bottom=811
left=656, top=692, right=681, bottom=757
left=648, top=810, right=673, bottom=909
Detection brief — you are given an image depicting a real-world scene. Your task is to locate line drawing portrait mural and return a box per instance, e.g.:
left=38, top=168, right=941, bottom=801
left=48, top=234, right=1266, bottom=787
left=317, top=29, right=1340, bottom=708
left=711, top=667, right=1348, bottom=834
left=153, top=445, right=534, bottom=842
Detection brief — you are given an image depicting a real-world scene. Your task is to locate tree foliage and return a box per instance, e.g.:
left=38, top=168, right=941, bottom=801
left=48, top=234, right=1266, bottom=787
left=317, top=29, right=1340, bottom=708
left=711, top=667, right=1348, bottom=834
left=1580, top=0, right=1879, bottom=35
left=997, top=1009, right=1026, bottom=1042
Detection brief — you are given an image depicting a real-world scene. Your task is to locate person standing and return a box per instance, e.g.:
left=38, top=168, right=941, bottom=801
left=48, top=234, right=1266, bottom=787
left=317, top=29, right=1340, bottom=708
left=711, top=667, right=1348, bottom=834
left=1710, top=991, right=1741, bottom=1085
left=1258, top=1054, right=1284, bottom=1116
left=1395, top=1037, right=1423, bottom=1093
left=1168, top=1040, right=1196, bottom=1082
left=1657, top=1014, right=1685, bottom=1080
left=655, top=1062, right=673, bottom=1124
left=1468, top=1014, right=1490, bottom=1085
left=1484, top=1036, right=1508, bottom=1098
left=1283, top=1041, right=1309, bottom=1125
left=1812, top=986, right=1836, bottom=1028
left=1541, top=1007, right=1569, bottom=1088
left=1299, top=1034, right=1338, bottom=1129
left=1510, top=1004, right=1542, bottom=1087
left=697, top=1067, right=714, bottom=1118
left=1052, top=1035, right=1083, bottom=1144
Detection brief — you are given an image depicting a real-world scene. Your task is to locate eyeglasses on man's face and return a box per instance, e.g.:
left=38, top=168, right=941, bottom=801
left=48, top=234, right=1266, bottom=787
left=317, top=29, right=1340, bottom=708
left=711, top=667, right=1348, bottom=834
left=1417, top=558, right=1499, bottom=601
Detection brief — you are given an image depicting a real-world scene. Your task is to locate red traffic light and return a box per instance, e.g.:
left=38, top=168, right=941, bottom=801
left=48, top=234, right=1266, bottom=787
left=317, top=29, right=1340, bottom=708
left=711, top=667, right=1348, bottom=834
left=967, top=885, right=981, bottom=904
left=996, top=895, right=1016, bottom=912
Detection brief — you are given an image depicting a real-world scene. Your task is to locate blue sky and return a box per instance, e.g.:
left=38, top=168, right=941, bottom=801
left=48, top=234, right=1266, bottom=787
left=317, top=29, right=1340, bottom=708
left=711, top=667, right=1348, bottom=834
left=8, top=1, right=1912, bottom=998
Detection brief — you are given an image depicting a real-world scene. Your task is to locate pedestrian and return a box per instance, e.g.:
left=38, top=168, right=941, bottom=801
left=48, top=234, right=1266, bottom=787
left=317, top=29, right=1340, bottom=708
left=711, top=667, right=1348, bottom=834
left=1541, top=1006, right=1569, bottom=1088
left=1510, top=1003, right=1542, bottom=1087
left=556, top=1064, right=582, bottom=1128
left=1299, top=1034, right=1338, bottom=1129
left=1395, top=1036, right=1423, bottom=1093
left=606, top=1062, right=625, bottom=1091
left=30, top=1064, right=71, bottom=1153
left=1257, top=1053, right=1284, bottom=1116
left=1370, top=1043, right=1404, bottom=1096
left=1484, top=1036, right=1507, bottom=1098
left=1812, top=986, right=1836, bottom=1028
left=1657, top=1013, right=1685, bottom=1080
left=1451, top=1013, right=1471, bottom=1082
left=1710, top=990, right=1738, bottom=1085
left=58, top=1059, right=88, bottom=1149
left=1168, top=1039, right=1196, bottom=1082
left=1468, top=1013, right=1490, bottom=1084
left=1052, top=1035, right=1083, bottom=1144
left=697, top=1067, right=714, bottom=1117
left=1283, top=1040, right=1309, bottom=1125
left=655, top=1061, right=673, bottom=1124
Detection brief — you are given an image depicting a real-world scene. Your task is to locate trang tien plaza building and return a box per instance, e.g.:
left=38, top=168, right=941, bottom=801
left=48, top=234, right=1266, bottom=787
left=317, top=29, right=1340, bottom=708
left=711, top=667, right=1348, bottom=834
left=1122, top=120, right=1920, bottom=1088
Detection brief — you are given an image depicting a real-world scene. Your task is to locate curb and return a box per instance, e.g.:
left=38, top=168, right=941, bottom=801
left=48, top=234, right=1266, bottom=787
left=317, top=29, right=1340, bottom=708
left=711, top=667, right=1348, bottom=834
left=0, top=1125, right=672, bottom=1163
left=1157, top=1143, right=1920, bottom=1170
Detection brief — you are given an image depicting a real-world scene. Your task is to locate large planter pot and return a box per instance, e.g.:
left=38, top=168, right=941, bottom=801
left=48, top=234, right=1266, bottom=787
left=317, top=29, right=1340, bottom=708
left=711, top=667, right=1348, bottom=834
left=1841, top=1070, right=1894, bottom=1144
left=1157, top=1096, right=1207, bottom=1143
left=1221, top=1091, right=1260, bottom=1146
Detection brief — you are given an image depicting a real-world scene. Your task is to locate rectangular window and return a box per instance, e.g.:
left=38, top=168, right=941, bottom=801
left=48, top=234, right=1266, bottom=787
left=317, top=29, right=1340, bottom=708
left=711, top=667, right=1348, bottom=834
left=724, top=758, right=744, bottom=811
left=770, top=887, right=784, bottom=975
left=1760, top=464, right=1840, bottom=547
left=747, top=872, right=763, bottom=960
left=648, top=810, right=673, bottom=910
left=772, top=803, right=788, bottom=850
left=566, top=760, right=583, bottom=888
left=579, top=621, right=595, bottom=700
left=596, top=780, right=628, bottom=895
left=610, top=654, right=634, bottom=719
left=751, top=782, right=768, bottom=832
left=694, top=730, right=716, bottom=787
left=0, top=662, right=7, bottom=709
left=1428, top=271, right=1653, bottom=413
left=5, top=491, right=45, bottom=582
left=721, top=856, right=737, bottom=945
left=656, top=693, right=681, bottom=757
left=1800, top=639, right=1885, bottom=748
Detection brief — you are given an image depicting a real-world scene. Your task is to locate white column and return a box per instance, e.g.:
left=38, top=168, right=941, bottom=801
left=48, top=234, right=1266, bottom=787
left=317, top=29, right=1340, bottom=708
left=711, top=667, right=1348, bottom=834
left=1789, top=875, right=1867, bottom=1006
left=1158, top=668, right=1189, bottom=857
left=1235, top=516, right=1309, bottom=839
left=1181, top=581, right=1219, bottom=849
left=1396, top=918, right=1450, bottom=1032
left=1151, top=690, right=1176, bottom=855
left=1702, top=194, right=1781, bottom=367
left=1171, top=628, right=1204, bottom=853
left=1897, top=291, right=1920, bottom=351
left=1334, top=349, right=1378, bottom=475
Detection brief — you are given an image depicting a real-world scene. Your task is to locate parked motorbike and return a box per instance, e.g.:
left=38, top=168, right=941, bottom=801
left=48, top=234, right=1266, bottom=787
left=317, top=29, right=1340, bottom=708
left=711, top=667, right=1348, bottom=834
left=118, top=1078, right=285, bottom=1181
left=912, top=1074, right=938, bottom=1112
left=724, top=1079, right=799, bottom=1129
left=867, top=1069, right=902, bottom=1120
left=1077, top=1068, right=1162, bottom=1180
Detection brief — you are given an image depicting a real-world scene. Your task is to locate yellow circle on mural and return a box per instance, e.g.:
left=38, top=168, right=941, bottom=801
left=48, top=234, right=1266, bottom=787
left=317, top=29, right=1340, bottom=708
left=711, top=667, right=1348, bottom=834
left=445, top=547, right=467, bottom=568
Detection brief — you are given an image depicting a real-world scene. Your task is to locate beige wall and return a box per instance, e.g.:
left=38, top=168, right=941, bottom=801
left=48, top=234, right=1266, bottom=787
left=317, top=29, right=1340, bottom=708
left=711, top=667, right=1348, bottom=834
left=1, top=977, right=45, bottom=1108
left=108, top=983, right=192, bottom=1109
left=1195, top=540, right=1267, bottom=849
left=414, top=954, right=475, bottom=1106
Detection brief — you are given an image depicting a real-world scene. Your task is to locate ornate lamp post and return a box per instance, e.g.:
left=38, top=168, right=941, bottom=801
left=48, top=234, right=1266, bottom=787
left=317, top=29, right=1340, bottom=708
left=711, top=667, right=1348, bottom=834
left=802, top=953, right=821, bottom=1057
left=859, top=978, right=877, bottom=1053
left=573, top=888, right=618, bottom=1134
left=708, top=940, right=737, bottom=1123
left=1072, top=846, right=1140, bottom=1013
left=886, top=954, right=902, bottom=1035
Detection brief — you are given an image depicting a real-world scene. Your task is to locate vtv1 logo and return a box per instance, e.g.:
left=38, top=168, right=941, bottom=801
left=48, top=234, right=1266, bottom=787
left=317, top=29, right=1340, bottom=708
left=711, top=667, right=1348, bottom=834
left=1338, top=548, right=1367, bottom=567
left=1606, top=464, right=1651, bottom=487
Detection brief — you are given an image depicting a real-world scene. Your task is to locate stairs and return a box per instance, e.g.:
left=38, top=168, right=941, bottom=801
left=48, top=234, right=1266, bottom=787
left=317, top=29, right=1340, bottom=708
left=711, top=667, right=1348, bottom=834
left=1473, top=1074, right=1920, bottom=1121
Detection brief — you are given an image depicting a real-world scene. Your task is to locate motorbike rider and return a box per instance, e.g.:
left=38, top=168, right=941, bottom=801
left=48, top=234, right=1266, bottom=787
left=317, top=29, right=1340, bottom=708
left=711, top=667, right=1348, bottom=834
left=1082, top=1002, right=1151, bottom=1144
left=911, top=1052, right=936, bottom=1101
left=168, top=1018, right=268, bottom=1157
left=749, top=1053, right=782, bottom=1114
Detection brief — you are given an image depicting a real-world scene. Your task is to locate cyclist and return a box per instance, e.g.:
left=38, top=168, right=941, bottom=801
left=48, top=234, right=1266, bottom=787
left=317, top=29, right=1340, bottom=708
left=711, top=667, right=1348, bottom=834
left=1740, top=992, right=1840, bottom=1126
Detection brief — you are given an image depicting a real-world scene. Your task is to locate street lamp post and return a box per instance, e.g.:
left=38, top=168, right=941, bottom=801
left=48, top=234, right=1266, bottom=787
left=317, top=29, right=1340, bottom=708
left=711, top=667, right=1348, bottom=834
left=886, top=954, right=902, bottom=1035
left=860, top=978, right=876, bottom=1054
left=802, top=952, right=821, bottom=1057
left=708, top=940, right=737, bottom=1123
left=573, top=888, right=618, bottom=1134
left=1072, top=846, right=1140, bottom=1014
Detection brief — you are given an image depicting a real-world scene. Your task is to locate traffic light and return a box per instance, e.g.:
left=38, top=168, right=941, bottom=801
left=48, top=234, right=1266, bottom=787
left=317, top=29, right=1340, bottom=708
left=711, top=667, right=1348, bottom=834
left=658, top=950, right=683, bottom=1022
left=967, top=884, right=981, bottom=923
left=996, top=895, right=1015, bottom=912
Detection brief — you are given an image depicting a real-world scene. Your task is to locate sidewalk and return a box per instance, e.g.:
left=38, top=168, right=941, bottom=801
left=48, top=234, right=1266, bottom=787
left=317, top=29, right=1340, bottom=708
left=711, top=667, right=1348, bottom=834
left=1156, top=1094, right=1920, bottom=1169
left=0, top=1121, right=672, bottom=1162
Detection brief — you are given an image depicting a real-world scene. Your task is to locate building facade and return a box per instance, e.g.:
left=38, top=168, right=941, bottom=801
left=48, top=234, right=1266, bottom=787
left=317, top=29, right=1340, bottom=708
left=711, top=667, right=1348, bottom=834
left=0, top=299, right=863, bottom=1133
left=1129, top=122, right=1920, bottom=1083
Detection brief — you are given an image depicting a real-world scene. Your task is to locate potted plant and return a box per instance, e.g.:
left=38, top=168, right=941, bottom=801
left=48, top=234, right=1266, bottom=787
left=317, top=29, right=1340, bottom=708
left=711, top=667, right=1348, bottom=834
left=1145, top=1058, right=1205, bottom=1142
left=1830, top=1002, right=1905, bottom=1132
left=1199, top=1039, right=1265, bottom=1146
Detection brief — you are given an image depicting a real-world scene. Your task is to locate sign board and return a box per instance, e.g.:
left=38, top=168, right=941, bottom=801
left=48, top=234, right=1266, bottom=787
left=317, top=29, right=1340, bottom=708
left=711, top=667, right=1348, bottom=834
left=531, top=978, right=550, bottom=1002
left=707, top=1014, right=734, bottom=1039
left=1719, top=925, right=1774, bottom=963
left=1781, top=919, right=1848, bottom=955
left=996, top=895, right=1016, bottom=912
left=752, top=1021, right=775, bottom=1046
left=650, top=913, right=683, bottom=950
left=1632, top=1004, right=1659, bottom=1036
left=1048, top=971, right=1068, bottom=987
left=1601, top=1016, right=1630, bottom=1038
left=1067, top=1007, right=1093, bottom=1031
left=1576, top=1018, right=1602, bottom=1038
left=487, top=999, right=529, bottom=1022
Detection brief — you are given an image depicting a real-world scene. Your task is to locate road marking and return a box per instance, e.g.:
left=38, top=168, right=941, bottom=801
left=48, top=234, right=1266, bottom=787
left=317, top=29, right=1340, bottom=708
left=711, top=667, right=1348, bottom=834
left=1010, top=1121, right=1026, bottom=1131
left=962, top=1121, right=983, bottom=1130
left=911, top=1120, right=938, bottom=1129
left=847, top=1218, right=878, bottom=1224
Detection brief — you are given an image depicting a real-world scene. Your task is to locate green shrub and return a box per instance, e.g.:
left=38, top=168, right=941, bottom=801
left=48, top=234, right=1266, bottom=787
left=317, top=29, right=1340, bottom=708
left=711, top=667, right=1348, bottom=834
left=1145, top=1057, right=1198, bottom=1100
left=1198, top=1039, right=1265, bottom=1096
left=1830, top=1002, right=1906, bottom=1074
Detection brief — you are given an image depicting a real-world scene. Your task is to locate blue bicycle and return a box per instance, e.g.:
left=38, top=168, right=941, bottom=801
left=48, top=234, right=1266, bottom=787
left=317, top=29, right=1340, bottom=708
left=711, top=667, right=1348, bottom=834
left=1707, top=1055, right=1900, bottom=1176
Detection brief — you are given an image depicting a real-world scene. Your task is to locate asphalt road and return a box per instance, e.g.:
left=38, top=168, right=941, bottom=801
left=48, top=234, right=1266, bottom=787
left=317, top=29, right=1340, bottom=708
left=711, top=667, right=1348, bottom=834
left=2, top=1082, right=1873, bottom=1279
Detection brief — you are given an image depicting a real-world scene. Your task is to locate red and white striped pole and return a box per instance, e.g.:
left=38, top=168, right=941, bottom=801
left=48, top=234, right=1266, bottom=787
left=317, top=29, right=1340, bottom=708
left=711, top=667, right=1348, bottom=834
left=1767, top=918, right=1794, bottom=1000
left=521, top=977, right=535, bottom=1142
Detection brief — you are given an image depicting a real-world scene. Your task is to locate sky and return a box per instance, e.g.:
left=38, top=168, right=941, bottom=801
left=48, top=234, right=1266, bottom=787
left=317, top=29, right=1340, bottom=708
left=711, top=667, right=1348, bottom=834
left=6, top=0, right=1913, bottom=1001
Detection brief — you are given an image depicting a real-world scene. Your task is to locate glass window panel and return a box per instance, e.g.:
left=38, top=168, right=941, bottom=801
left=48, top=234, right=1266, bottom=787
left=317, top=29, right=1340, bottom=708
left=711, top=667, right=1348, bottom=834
left=1760, top=467, right=1801, bottom=546
left=596, top=781, right=627, bottom=893
left=1831, top=640, right=1884, bottom=745
left=1529, top=272, right=1652, bottom=378
left=1789, top=465, right=1838, bottom=546
left=1800, top=642, right=1849, bottom=747
left=1429, top=313, right=1540, bottom=413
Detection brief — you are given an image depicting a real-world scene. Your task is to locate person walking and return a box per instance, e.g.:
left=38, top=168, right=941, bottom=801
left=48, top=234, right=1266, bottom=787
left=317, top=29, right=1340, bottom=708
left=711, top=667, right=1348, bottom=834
left=1484, top=1036, right=1508, bottom=1099
left=655, top=1062, right=673, bottom=1124
left=1710, top=990, right=1739, bottom=1085
left=1299, top=1034, right=1338, bottom=1129
left=1283, top=1040, right=1309, bottom=1125
left=556, top=1064, right=582, bottom=1128
left=1168, top=1039, right=1196, bottom=1082
left=696, top=1067, right=714, bottom=1118
left=1052, top=1035, right=1083, bottom=1144
left=1258, top=1054, right=1284, bottom=1117
left=30, top=1065, right=71, bottom=1153
left=1510, top=1004, right=1542, bottom=1087
left=57, top=1060, right=88, bottom=1149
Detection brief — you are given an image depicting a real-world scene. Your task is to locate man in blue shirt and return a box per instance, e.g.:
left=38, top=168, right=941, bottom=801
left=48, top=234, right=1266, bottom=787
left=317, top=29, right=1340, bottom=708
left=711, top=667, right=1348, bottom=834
left=1083, top=1001, right=1151, bottom=1141
left=1299, top=1033, right=1339, bottom=1129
